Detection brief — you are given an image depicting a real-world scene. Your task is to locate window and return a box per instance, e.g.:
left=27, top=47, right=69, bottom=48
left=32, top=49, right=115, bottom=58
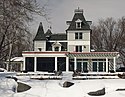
left=75, top=33, right=78, bottom=39
left=52, top=42, right=62, bottom=51
left=75, top=19, right=82, bottom=28
left=55, top=47, right=59, bottom=51
left=79, top=33, right=82, bottom=39
left=75, top=46, right=82, bottom=52
left=77, top=22, right=81, bottom=28
left=75, top=32, right=83, bottom=39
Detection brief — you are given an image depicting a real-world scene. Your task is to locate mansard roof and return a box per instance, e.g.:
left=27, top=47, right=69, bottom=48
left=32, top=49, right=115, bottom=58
left=66, top=8, right=91, bottom=31
left=33, top=22, right=46, bottom=41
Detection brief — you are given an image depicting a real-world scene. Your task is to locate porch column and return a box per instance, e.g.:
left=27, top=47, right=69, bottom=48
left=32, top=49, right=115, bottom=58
left=34, top=57, right=37, bottom=72
left=74, top=57, right=77, bottom=70
left=6, top=63, right=9, bottom=71
left=20, top=63, right=23, bottom=71
left=23, top=57, right=25, bottom=71
left=55, top=57, right=57, bottom=71
left=106, top=57, right=108, bottom=72
left=66, top=57, right=69, bottom=72
left=103, top=62, right=105, bottom=72
left=113, top=57, right=116, bottom=72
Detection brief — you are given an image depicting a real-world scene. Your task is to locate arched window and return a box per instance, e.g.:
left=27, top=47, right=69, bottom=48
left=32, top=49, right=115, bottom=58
left=52, top=42, right=62, bottom=51
left=55, top=47, right=59, bottom=51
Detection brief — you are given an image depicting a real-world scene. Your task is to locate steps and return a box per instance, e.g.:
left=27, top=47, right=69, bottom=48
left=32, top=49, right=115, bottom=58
left=62, top=72, right=73, bottom=81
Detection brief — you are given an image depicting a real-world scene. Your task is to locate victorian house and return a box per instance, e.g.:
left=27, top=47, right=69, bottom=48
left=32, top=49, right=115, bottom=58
left=22, top=8, right=119, bottom=72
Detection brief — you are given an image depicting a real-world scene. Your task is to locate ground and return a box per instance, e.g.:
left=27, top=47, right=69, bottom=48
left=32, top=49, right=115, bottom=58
left=1, top=73, right=125, bottom=97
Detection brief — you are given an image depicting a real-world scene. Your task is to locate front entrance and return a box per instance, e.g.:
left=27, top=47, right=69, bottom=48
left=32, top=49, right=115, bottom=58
left=77, top=62, right=88, bottom=72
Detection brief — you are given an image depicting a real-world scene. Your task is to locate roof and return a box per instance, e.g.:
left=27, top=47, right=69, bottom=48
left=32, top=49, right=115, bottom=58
left=33, top=22, right=46, bottom=41
left=66, top=52, right=119, bottom=58
left=22, top=51, right=119, bottom=58
left=22, top=51, right=69, bottom=55
left=6, top=57, right=23, bottom=62
left=45, top=29, right=52, bottom=36
left=49, top=33, right=67, bottom=40
left=66, top=9, right=90, bottom=31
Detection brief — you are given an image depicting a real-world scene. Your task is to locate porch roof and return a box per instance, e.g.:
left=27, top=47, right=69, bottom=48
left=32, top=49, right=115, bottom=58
left=66, top=52, right=119, bottom=58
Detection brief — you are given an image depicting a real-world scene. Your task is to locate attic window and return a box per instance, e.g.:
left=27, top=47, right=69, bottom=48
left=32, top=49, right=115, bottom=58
left=77, top=22, right=81, bottom=28
left=75, top=19, right=82, bottom=29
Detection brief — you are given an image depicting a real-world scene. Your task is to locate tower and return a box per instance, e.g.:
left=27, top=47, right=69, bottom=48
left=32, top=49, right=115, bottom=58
left=33, top=22, right=46, bottom=51
left=66, top=8, right=92, bottom=52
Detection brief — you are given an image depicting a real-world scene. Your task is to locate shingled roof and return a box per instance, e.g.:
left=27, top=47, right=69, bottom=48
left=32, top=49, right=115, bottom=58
left=33, top=22, right=46, bottom=41
left=66, top=8, right=90, bottom=31
left=45, top=29, right=52, bottom=36
left=49, top=33, right=67, bottom=40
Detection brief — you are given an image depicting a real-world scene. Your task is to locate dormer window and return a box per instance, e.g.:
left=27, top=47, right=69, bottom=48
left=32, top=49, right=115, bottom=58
left=55, top=47, right=59, bottom=51
left=52, top=42, right=62, bottom=51
left=77, top=22, right=81, bottom=28
left=75, top=19, right=82, bottom=28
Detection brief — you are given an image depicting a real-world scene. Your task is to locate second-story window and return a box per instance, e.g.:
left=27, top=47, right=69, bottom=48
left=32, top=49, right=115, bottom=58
left=75, top=46, right=82, bottom=52
left=75, top=32, right=83, bottom=39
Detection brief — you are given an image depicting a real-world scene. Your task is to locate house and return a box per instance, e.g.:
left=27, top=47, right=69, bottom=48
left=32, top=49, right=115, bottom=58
left=22, top=8, right=119, bottom=73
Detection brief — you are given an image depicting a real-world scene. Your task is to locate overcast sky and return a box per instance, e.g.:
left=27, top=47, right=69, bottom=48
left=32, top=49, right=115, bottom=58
left=30, top=0, right=125, bottom=34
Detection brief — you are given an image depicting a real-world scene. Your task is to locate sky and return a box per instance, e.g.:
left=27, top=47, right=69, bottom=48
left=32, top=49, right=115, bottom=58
left=30, top=0, right=125, bottom=34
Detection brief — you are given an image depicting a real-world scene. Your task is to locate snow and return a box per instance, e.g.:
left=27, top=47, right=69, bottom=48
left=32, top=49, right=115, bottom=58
left=1, top=73, right=125, bottom=97
left=0, top=78, right=18, bottom=97
left=9, top=57, right=23, bottom=62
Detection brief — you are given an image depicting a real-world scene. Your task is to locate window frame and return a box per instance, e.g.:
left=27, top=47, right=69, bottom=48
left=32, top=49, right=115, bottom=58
left=75, top=32, right=83, bottom=39
left=75, top=45, right=82, bottom=52
left=76, top=22, right=81, bottom=28
left=75, top=19, right=82, bottom=29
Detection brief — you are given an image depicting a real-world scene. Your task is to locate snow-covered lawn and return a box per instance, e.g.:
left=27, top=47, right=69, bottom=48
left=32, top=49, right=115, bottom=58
left=1, top=72, right=125, bottom=97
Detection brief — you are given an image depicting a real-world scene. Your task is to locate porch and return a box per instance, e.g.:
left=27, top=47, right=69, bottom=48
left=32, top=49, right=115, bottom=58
left=22, top=51, right=119, bottom=73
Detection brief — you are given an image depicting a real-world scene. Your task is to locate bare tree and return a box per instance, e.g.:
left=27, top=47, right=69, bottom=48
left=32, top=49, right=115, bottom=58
left=0, top=0, right=47, bottom=69
left=91, top=17, right=125, bottom=65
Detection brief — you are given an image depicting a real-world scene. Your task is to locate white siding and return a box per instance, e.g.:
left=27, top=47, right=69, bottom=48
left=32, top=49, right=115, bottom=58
left=67, top=30, right=90, bottom=41
left=67, top=30, right=90, bottom=52
left=68, top=45, right=75, bottom=52
left=34, top=41, right=46, bottom=51
left=83, top=45, right=90, bottom=52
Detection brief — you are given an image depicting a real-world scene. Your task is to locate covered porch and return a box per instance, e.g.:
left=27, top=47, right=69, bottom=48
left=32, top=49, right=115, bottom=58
left=22, top=51, right=119, bottom=73
left=66, top=52, right=119, bottom=73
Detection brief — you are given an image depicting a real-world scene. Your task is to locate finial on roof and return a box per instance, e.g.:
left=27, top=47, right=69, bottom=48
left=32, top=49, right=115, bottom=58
left=75, top=7, right=83, bottom=13
left=48, top=26, right=52, bottom=30
left=40, top=22, right=42, bottom=26
left=50, top=26, right=52, bottom=29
